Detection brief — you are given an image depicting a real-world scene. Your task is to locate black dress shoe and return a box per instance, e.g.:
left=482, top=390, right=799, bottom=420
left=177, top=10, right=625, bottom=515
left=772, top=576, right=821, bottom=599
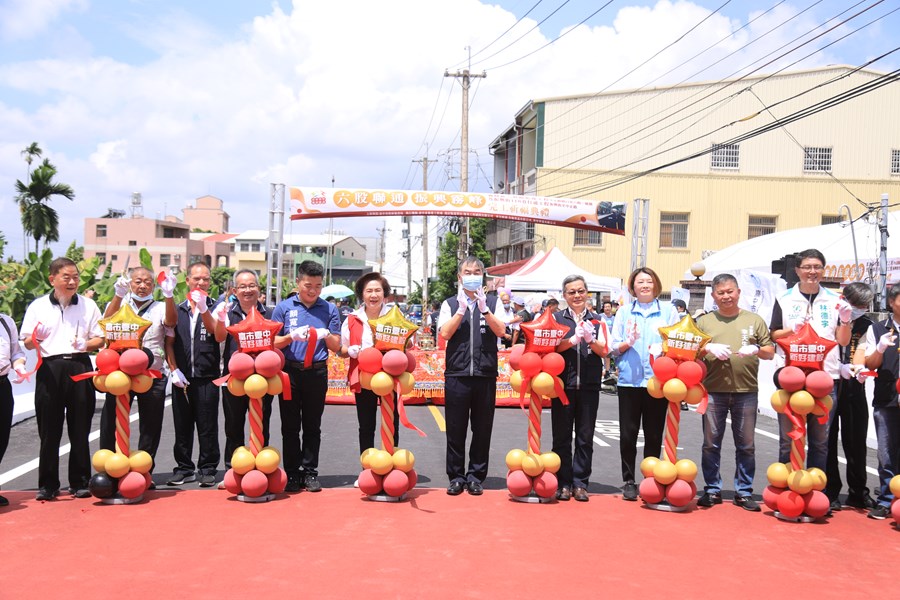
left=35, top=489, right=58, bottom=501
left=447, top=481, right=465, bottom=496
left=556, top=486, right=572, bottom=501
left=846, top=494, right=876, bottom=509
left=285, top=475, right=303, bottom=493
left=304, top=475, right=322, bottom=493
left=622, top=482, right=638, bottom=501
left=466, top=481, right=484, bottom=496
left=0, top=494, right=8, bottom=507
left=573, top=487, right=590, bottom=502
left=698, top=492, right=722, bottom=507
left=733, top=495, right=761, bottom=512
left=70, top=488, right=92, bottom=499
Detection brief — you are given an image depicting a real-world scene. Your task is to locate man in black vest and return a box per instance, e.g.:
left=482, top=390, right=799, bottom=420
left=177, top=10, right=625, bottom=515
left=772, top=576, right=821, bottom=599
left=438, top=256, right=507, bottom=495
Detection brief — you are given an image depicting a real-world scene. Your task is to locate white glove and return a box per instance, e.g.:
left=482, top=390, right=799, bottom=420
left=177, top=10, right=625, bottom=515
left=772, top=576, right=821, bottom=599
left=348, top=345, right=361, bottom=359
left=648, top=343, right=662, bottom=358
left=212, top=303, right=228, bottom=323
left=791, top=315, right=809, bottom=333
left=170, top=368, right=188, bottom=388
left=314, top=327, right=330, bottom=339
left=856, top=368, right=872, bottom=383
left=72, top=338, right=87, bottom=352
left=455, top=287, right=468, bottom=316
left=876, top=331, right=896, bottom=353
left=33, top=323, right=51, bottom=341
left=475, top=288, right=488, bottom=314
left=836, top=300, right=853, bottom=324
left=12, top=364, right=28, bottom=384
left=190, top=290, right=208, bottom=313
left=160, top=273, right=177, bottom=299
left=737, top=344, right=759, bottom=357
left=624, top=322, right=639, bottom=346
left=705, top=343, right=732, bottom=360
left=290, top=325, right=310, bottom=342
left=839, top=363, right=854, bottom=379
left=114, top=275, right=131, bottom=298
left=570, top=322, right=584, bottom=346
left=581, top=322, right=595, bottom=344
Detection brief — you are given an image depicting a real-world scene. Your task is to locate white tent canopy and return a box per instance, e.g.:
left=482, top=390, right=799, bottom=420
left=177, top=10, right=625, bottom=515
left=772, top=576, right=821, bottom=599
left=505, top=247, right=622, bottom=292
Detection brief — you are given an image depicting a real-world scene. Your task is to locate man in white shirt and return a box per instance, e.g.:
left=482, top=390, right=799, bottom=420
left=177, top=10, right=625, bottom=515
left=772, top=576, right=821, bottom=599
left=0, top=312, right=28, bottom=506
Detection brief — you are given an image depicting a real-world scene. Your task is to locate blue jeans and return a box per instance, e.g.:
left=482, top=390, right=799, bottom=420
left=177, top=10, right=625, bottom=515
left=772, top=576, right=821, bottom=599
left=778, top=403, right=830, bottom=470
left=873, top=403, right=900, bottom=507
left=702, top=392, right=758, bottom=497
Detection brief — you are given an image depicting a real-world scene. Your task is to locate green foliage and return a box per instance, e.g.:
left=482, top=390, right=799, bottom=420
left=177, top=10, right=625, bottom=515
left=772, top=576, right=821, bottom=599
left=14, top=158, right=75, bottom=248
left=139, top=248, right=154, bottom=270
left=211, top=266, right=236, bottom=291
left=65, top=240, right=84, bottom=262
left=0, top=232, right=5, bottom=261
left=0, top=250, right=52, bottom=323
left=406, top=282, right=423, bottom=304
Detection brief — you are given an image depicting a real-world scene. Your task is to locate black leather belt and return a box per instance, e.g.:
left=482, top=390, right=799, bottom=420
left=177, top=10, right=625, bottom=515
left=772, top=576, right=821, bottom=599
left=44, top=353, right=88, bottom=361
left=285, top=360, right=328, bottom=371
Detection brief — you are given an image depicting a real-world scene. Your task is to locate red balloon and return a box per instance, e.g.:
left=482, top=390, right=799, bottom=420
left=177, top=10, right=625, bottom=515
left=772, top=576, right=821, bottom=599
left=118, top=471, right=147, bottom=499
left=639, top=477, right=666, bottom=504
left=695, top=359, right=707, bottom=381
left=240, top=470, right=269, bottom=498
left=508, top=345, right=525, bottom=371
left=405, top=350, right=418, bottom=373
left=541, top=353, right=565, bottom=377
left=382, top=350, right=409, bottom=377
left=665, top=479, right=694, bottom=507
left=520, top=309, right=571, bottom=354
left=228, top=352, right=256, bottom=379
left=519, top=352, right=543, bottom=378
left=406, top=469, right=418, bottom=492
left=119, top=348, right=149, bottom=376
left=533, top=471, right=558, bottom=498
left=762, top=485, right=785, bottom=511
left=223, top=468, right=243, bottom=494
left=676, top=360, right=703, bottom=388
left=804, top=490, right=830, bottom=519
left=267, top=468, right=287, bottom=494
left=96, top=349, right=120, bottom=375
left=777, top=490, right=806, bottom=518
left=272, top=347, right=286, bottom=369
left=506, top=470, right=533, bottom=497
left=805, top=370, right=834, bottom=398
left=778, top=366, right=807, bottom=393
left=891, top=499, right=900, bottom=521
left=254, top=350, right=282, bottom=378
left=358, top=469, right=383, bottom=495
left=383, top=469, right=409, bottom=497
left=652, top=356, right=678, bottom=383
left=357, top=348, right=383, bottom=373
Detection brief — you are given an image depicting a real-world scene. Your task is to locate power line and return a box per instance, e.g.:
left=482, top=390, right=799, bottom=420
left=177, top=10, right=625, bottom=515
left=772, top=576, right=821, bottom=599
left=448, top=0, right=546, bottom=69
left=467, top=0, right=573, bottom=70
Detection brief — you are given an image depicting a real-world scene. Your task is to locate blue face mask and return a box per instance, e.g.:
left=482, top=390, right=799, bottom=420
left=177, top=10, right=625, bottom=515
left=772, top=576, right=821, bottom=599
left=851, top=307, right=866, bottom=321
left=132, top=293, right=153, bottom=302
left=229, top=294, right=237, bottom=303
left=461, top=275, right=482, bottom=292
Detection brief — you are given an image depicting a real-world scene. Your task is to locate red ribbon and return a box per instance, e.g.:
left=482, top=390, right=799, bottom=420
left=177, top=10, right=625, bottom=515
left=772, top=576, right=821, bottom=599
left=304, top=328, right=318, bottom=368
left=552, top=377, right=570, bottom=406
left=784, top=404, right=806, bottom=440
left=17, top=323, right=45, bottom=382
left=280, top=371, right=292, bottom=400
left=813, top=397, right=830, bottom=425
left=393, top=379, right=425, bottom=437
left=695, top=383, right=709, bottom=415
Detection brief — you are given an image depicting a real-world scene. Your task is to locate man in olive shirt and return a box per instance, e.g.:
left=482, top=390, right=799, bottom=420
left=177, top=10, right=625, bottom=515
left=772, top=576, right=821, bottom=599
left=696, top=274, right=775, bottom=510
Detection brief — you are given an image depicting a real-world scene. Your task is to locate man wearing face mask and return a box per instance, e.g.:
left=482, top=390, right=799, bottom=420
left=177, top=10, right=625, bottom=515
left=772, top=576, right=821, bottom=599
left=438, top=257, right=508, bottom=496
left=99, top=267, right=178, bottom=480
left=496, top=291, right=518, bottom=349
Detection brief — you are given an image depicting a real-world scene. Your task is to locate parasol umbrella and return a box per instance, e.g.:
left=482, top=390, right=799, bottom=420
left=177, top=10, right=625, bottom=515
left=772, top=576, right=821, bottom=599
left=321, top=283, right=355, bottom=299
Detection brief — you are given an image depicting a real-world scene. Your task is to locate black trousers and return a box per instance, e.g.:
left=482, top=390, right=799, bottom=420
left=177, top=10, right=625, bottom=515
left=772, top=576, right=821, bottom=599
left=34, top=354, right=95, bottom=492
left=280, top=365, right=327, bottom=477
left=355, top=388, right=399, bottom=454
left=0, top=377, right=12, bottom=469
left=617, top=385, right=667, bottom=483
left=444, top=376, right=496, bottom=484
left=826, top=378, right=871, bottom=500
left=223, top=388, right=273, bottom=468
left=551, top=388, right=601, bottom=489
left=171, top=377, right=220, bottom=477
left=99, top=377, right=166, bottom=466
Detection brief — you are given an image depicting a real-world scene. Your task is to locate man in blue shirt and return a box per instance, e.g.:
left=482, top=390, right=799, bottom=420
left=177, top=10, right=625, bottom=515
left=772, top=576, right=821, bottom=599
left=273, top=261, right=341, bottom=493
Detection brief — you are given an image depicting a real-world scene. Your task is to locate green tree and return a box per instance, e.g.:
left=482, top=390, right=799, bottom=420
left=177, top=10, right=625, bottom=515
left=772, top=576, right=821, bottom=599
left=14, top=158, right=75, bottom=249
left=65, top=240, right=84, bottom=262
left=211, top=266, right=236, bottom=291
left=19, top=142, right=43, bottom=255
left=0, top=232, right=6, bottom=261
left=431, top=218, right=492, bottom=303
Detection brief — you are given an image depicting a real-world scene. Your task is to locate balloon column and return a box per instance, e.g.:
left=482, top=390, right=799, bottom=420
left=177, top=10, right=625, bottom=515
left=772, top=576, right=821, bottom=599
left=890, top=475, right=900, bottom=524
left=504, top=309, right=567, bottom=501
left=764, top=323, right=837, bottom=521
left=83, top=304, right=158, bottom=503
left=356, top=306, right=424, bottom=500
left=638, top=315, right=709, bottom=509
left=217, top=308, right=290, bottom=501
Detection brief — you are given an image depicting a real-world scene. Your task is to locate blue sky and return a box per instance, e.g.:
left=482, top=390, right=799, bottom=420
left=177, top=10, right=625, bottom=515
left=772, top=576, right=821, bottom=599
left=1, top=0, right=897, bottom=259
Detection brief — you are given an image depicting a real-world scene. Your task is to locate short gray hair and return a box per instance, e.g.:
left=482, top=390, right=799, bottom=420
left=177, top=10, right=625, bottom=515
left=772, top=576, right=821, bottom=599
left=457, top=256, right=485, bottom=274
left=711, top=273, right=738, bottom=289
left=562, top=274, right=586, bottom=290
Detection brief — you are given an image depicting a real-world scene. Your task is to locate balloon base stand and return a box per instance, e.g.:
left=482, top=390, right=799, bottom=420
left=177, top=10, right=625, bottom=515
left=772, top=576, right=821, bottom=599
left=510, top=492, right=553, bottom=504
left=644, top=501, right=690, bottom=512
left=774, top=511, right=818, bottom=523
left=100, top=494, right=144, bottom=505
left=237, top=493, right=276, bottom=503
left=366, top=493, right=407, bottom=503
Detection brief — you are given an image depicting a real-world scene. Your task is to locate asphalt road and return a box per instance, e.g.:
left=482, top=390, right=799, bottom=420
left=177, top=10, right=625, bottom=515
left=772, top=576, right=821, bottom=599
left=0, top=389, right=884, bottom=500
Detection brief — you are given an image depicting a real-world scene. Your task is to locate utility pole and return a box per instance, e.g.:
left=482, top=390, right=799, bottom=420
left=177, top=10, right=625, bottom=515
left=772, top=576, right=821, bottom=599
left=326, top=175, right=335, bottom=284
left=377, top=221, right=387, bottom=273
left=879, top=193, right=889, bottom=310
left=445, top=49, right=486, bottom=262
left=413, top=155, right=436, bottom=309
left=405, top=215, right=412, bottom=302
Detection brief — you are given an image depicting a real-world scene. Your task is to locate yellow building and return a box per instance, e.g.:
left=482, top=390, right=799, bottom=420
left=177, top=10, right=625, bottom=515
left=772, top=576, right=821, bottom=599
left=489, top=65, right=900, bottom=293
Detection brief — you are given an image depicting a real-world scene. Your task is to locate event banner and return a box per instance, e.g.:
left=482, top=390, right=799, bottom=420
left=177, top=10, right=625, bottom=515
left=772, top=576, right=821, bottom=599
left=288, top=187, right=626, bottom=234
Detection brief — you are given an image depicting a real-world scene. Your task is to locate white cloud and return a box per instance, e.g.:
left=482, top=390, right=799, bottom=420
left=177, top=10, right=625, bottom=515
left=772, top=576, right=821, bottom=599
left=0, top=0, right=87, bottom=42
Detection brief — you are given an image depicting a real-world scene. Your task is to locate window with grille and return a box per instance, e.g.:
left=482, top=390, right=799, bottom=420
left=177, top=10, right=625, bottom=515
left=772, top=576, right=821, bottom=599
left=748, top=215, right=776, bottom=239
left=96, top=224, right=107, bottom=238
left=803, top=147, right=832, bottom=172
left=821, top=215, right=842, bottom=225
left=574, top=229, right=603, bottom=246
left=659, top=213, right=689, bottom=248
left=892, top=149, right=900, bottom=175
left=96, top=253, right=106, bottom=265
left=710, top=143, right=739, bottom=170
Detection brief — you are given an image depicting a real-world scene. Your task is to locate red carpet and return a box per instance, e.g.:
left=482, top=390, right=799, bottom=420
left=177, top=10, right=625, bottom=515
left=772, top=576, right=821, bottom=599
left=1, top=489, right=896, bottom=597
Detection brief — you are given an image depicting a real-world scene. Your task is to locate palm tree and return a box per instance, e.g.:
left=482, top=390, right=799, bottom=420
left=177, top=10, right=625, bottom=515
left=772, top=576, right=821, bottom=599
left=19, top=143, right=43, bottom=255
left=14, top=158, right=75, bottom=250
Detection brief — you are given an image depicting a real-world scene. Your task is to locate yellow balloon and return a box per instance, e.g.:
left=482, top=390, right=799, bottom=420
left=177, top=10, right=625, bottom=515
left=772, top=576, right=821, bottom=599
left=368, top=305, right=418, bottom=352
left=360, top=371, right=374, bottom=391
left=684, top=385, right=705, bottom=405
left=890, top=474, right=900, bottom=497
left=811, top=395, right=833, bottom=417
left=652, top=460, right=678, bottom=485
left=227, top=376, right=246, bottom=397
left=509, top=370, right=530, bottom=394
left=787, top=469, right=813, bottom=494
left=807, top=467, right=827, bottom=492
left=255, top=448, right=280, bottom=474
left=662, top=378, right=687, bottom=403
left=266, top=374, right=283, bottom=396
left=531, top=372, right=556, bottom=396
left=789, top=390, right=815, bottom=415
left=540, top=451, right=561, bottom=474
left=521, top=453, right=544, bottom=477
left=369, top=449, right=394, bottom=475
left=397, top=372, right=415, bottom=395
left=767, top=462, right=790, bottom=487
left=392, top=448, right=415, bottom=473
left=243, top=374, right=269, bottom=399
left=675, top=459, right=697, bottom=482
left=646, top=376, right=665, bottom=399
left=92, top=449, right=114, bottom=473
left=770, top=389, right=790, bottom=414
left=131, top=374, right=153, bottom=394
left=505, top=448, right=526, bottom=471
left=231, top=448, right=256, bottom=475
left=93, top=375, right=108, bottom=393
left=261, top=446, right=280, bottom=460
left=105, top=370, right=131, bottom=396
left=128, top=450, right=153, bottom=474
left=640, top=456, right=660, bottom=478
left=104, top=452, right=131, bottom=478
left=360, top=447, right=377, bottom=469
left=658, top=315, right=712, bottom=361
left=370, top=371, right=395, bottom=396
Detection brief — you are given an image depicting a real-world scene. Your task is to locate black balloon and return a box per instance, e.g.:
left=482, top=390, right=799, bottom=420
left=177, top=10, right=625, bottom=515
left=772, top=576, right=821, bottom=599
left=772, top=367, right=784, bottom=389
left=89, top=472, right=118, bottom=499
left=142, top=348, right=155, bottom=370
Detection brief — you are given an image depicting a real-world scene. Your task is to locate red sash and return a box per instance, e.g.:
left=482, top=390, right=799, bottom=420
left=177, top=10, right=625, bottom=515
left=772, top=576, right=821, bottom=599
left=347, top=314, right=364, bottom=393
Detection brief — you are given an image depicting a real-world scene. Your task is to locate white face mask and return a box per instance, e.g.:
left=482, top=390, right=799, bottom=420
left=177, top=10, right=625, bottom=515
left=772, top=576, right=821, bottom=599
left=461, top=275, right=482, bottom=291
left=850, top=307, right=867, bottom=321
left=132, top=293, right=153, bottom=302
